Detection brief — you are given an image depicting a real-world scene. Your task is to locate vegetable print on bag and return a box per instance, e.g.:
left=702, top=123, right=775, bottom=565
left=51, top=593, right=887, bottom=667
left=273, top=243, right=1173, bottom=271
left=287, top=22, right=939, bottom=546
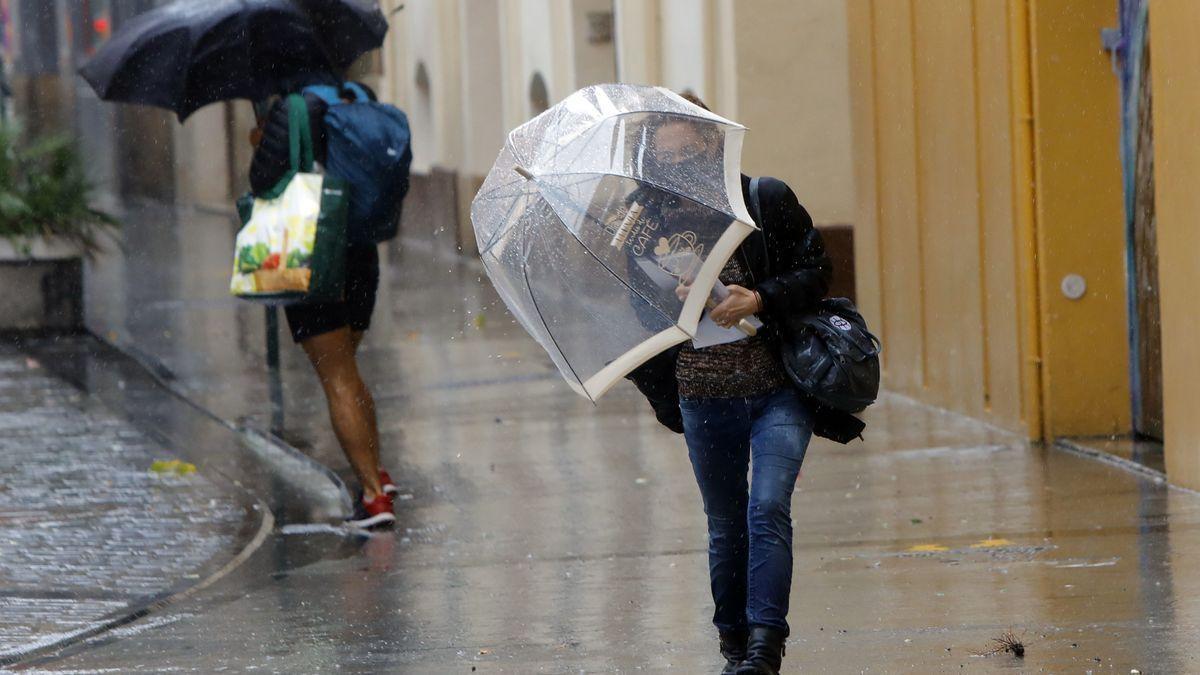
left=231, top=94, right=348, bottom=304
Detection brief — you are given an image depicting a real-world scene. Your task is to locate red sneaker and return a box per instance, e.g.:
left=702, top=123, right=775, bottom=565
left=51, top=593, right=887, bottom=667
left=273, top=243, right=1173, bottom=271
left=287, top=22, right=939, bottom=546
left=379, top=469, right=399, bottom=496
left=347, top=493, right=395, bottom=529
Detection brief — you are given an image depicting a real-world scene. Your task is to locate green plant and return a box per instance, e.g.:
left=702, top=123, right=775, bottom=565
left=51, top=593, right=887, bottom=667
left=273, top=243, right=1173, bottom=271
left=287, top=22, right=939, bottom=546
left=0, top=123, right=118, bottom=256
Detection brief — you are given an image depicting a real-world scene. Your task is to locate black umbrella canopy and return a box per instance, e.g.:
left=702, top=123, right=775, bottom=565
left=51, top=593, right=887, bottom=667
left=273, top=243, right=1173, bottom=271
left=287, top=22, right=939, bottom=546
left=80, top=0, right=388, bottom=120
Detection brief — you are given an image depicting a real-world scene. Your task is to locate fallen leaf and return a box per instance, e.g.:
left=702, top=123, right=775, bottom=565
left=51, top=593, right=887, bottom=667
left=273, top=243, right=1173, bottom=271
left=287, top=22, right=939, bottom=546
left=908, top=544, right=949, bottom=553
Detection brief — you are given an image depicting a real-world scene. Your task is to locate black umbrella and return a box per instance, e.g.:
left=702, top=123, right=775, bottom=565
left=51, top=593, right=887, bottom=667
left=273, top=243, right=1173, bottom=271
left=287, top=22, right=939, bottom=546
left=79, top=0, right=388, bottom=120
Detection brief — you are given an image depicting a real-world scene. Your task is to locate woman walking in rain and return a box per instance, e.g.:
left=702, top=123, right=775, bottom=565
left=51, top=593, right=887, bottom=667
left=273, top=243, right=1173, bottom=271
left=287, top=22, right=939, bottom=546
left=628, top=93, right=850, bottom=675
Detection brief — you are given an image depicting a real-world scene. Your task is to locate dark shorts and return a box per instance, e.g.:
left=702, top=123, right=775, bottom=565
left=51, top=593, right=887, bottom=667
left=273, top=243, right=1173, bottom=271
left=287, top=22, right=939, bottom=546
left=284, top=244, right=380, bottom=343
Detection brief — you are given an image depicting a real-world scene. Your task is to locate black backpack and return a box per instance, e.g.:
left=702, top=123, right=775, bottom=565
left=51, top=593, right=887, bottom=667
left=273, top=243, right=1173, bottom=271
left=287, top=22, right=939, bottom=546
left=748, top=178, right=882, bottom=413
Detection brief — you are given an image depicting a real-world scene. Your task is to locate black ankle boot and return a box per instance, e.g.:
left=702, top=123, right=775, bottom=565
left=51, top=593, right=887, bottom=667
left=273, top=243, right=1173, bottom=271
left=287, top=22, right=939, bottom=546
left=735, top=625, right=786, bottom=675
left=718, top=628, right=748, bottom=674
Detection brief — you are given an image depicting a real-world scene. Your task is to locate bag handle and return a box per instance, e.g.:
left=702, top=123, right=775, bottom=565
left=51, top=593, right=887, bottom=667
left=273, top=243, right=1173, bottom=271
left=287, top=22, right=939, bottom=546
left=256, top=95, right=315, bottom=200
left=287, top=93, right=315, bottom=173
left=749, top=176, right=762, bottom=223
left=748, top=177, right=771, bottom=278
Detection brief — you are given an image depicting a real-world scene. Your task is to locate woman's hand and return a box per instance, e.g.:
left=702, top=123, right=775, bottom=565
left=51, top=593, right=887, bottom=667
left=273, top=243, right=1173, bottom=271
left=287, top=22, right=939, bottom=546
left=709, top=285, right=761, bottom=329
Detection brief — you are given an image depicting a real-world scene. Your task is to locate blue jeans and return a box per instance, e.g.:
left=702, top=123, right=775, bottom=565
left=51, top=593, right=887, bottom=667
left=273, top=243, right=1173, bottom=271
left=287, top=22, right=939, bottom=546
left=680, top=387, right=813, bottom=636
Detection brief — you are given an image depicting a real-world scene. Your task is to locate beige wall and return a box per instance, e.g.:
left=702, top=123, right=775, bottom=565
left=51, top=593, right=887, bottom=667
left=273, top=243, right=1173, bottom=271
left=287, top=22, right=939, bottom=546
left=613, top=0, right=662, bottom=85
left=1149, top=0, right=1200, bottom=490
left=172, top=103, right=233, bottom=209
left=615, top=0, right=857, bottom=226
left=734, top=0, right=856, bottom=226
left=386, top=0, right=463, bottom=173
left=379, top=0, right=856, bottom=230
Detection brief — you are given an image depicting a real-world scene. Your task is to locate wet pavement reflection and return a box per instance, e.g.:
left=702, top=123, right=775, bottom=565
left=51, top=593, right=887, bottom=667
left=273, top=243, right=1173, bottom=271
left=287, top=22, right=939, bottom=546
left=0, top=344, right=254, bottom=664
left=19, top=201, right=1200, bottom=672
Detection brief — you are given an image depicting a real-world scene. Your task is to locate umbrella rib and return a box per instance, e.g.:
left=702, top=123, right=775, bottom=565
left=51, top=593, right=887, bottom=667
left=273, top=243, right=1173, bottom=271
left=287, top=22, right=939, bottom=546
left=515, top=109, right=743, bottom=160
left=518, top=218, right=592, bottom=401
left=540, top=170, right=739, bottom=221
left=477, top=190, right=533, bottom=256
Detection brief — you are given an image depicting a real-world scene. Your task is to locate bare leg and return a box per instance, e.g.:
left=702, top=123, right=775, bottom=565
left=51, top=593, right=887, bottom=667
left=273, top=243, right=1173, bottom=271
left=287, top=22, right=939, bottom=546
left=300, top=327, right=382, bottom=500
left=349, top=330, right=381, bottom=468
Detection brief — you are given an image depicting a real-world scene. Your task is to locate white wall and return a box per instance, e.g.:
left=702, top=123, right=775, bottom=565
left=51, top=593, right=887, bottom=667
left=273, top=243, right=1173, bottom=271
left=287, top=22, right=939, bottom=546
left=392, top=0, right=463, bottom=173
left=571, top=0, right=618, bottom=89
left=658, top=0, right=708, bottom=98
left=459, top=0, right=506, bottom=177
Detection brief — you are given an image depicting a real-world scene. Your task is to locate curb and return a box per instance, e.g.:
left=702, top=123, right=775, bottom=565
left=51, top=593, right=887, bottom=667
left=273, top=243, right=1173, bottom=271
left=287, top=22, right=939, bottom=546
left=90, top=331, right=354, bottom=516
left=1053, top=438, right=1200, bottom=496
left=3, top=332, right=352, bottom=667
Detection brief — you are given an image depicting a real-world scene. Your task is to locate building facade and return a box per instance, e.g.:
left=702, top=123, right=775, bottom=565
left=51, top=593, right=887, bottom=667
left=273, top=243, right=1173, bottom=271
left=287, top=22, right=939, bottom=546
left=374, top=0, right=859, bottom=287
left=12, top=0, right=1200, bottom=489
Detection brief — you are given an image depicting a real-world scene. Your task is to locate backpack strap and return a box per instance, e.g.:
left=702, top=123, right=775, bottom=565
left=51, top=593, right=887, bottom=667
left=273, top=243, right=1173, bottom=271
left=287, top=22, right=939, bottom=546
left=304, top=82, right=371, bottom=105
left=342, top=82, right=371, bottom=102
left=749, top=177, right=763, bottom=226
left=302, top=84, right=342, bottom=106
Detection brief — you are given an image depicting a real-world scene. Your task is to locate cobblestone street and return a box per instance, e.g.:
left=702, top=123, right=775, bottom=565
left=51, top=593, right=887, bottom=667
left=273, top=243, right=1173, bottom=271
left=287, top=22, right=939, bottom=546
left=0, top=344, right=261, bottom=664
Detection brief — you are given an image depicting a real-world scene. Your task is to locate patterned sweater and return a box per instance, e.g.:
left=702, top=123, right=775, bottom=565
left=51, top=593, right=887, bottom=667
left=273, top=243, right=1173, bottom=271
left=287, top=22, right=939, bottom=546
left=675, top=253, right=788, bottom=399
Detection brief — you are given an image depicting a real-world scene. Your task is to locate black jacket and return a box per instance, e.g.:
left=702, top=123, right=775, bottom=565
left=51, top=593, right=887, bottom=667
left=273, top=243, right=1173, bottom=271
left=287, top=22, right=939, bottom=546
left=626, top=175, right=866, bottom=443
left=249, top=92, right=329, bottom=196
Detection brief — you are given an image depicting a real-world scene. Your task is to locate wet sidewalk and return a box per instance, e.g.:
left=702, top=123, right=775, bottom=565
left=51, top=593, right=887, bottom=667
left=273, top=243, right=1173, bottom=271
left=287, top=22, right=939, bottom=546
left=11, top=200, right=1200, bottom=672
left=0, top=341, right=263, bottom=665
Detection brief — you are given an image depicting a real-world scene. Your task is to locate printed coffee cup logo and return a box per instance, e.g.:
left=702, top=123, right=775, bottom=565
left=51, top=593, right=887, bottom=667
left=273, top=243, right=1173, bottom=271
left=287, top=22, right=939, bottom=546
left=654, top=232, right=705, bottom=281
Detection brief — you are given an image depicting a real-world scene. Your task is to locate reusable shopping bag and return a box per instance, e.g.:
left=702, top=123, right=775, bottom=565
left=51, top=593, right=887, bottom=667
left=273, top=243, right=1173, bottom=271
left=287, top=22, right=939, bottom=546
left=230, top=94, right=348, bottom=303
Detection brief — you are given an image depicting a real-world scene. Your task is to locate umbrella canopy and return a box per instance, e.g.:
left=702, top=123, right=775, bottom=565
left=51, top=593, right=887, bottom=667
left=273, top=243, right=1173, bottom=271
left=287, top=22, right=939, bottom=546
left=471, top=84, right=757, bottom=400
left=79, top=0, right=387, bottom=120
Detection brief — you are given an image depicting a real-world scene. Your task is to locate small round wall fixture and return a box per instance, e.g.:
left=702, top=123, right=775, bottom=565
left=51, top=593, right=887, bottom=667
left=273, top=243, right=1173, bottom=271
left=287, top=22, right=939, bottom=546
left=1061, top=273, right=1087, bottom=300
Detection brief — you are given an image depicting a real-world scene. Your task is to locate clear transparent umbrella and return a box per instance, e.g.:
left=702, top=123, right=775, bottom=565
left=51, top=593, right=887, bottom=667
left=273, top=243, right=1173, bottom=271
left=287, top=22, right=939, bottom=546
left=471, top=84, right=757, bottom=400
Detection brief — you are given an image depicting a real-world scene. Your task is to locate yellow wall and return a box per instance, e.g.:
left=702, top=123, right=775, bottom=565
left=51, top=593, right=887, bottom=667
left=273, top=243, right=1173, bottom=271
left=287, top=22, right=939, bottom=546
left=847, top=0, right=1037, bottom=434
left=848, top=0, right=1128, bottom=439
left=1149, top=1, right=1200, bottom=490
left=1028, top=0, right=1130, bottom=438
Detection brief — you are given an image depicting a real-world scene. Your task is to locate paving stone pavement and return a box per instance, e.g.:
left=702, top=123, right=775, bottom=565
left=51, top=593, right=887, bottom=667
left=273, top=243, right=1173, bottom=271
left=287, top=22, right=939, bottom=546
left=0, top=344, right=257, bottom=662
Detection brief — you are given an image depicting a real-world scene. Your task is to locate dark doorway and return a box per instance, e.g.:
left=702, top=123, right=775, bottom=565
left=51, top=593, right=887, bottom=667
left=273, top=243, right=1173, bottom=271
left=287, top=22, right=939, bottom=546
left=1125, top=17, right=1164, bottom=439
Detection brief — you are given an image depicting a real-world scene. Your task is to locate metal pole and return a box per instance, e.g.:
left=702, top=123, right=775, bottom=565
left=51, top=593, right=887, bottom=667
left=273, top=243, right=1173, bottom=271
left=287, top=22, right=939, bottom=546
left=265, top=305, right=284, bottom=434
left=0, top=47, right=8, bottom=124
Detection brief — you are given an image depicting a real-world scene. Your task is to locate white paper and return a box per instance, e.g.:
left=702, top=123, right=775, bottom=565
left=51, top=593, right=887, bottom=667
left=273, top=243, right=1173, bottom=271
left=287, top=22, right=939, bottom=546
left=631, top=257, right=761, bottom=349
left=691, top=280, right=763, bottom=348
